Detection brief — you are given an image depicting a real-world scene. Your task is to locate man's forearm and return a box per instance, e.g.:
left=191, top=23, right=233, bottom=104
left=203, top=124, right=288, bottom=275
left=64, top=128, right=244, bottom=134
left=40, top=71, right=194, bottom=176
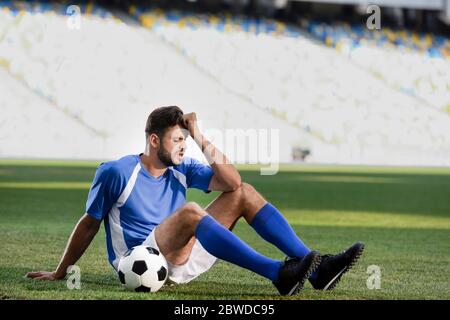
left=194, top=133, right=227, bottom=165
left=194, top=132, right=241, bottom=189
left=54, top=214, right=100, bottom=279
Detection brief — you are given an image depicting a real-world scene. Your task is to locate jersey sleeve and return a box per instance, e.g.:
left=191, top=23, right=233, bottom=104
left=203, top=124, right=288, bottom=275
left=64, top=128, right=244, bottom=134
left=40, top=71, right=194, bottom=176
left=85, top=163, right=124, bottom=221
left=185, top=157, right=214, bottom=192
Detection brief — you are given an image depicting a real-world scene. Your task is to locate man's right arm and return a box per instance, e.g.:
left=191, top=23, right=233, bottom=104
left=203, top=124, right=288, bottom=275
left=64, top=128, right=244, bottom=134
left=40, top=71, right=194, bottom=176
left=26, top=213, right=101, bottom=280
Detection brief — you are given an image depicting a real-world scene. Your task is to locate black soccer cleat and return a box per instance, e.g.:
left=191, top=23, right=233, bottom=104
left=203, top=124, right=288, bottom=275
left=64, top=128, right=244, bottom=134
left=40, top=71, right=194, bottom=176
left=309, top=242, right=365, bottom=290
left=273, top=250, right=321, bottom=296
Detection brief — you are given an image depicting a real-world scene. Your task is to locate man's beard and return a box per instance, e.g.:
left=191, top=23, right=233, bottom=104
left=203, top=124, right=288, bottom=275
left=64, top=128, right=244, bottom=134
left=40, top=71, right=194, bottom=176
left=157, top=144, right=176, bottom=167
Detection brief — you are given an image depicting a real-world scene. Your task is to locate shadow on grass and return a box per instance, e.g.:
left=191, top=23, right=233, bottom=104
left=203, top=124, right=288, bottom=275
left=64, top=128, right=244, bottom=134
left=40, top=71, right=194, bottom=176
left=1, top=222, right=449, bottom=299
left=239, top=170, right=450, bottom=217
left=2, top=164, right=450, bottom=218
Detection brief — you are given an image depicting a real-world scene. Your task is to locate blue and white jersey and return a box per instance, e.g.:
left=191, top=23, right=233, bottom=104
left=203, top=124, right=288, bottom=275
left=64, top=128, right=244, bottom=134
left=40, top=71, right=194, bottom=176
left=85, top=154, right=214, bottom=269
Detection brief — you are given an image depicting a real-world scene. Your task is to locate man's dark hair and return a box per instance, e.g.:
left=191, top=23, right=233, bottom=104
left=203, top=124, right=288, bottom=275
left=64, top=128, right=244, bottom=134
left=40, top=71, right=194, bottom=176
left=145, top=106, right=184, bottom=139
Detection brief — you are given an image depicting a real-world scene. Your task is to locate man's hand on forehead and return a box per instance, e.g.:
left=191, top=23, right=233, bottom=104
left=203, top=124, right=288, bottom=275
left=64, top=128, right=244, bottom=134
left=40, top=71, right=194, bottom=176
left=182, top=112, right=201, bottom=139
left=182, top=112, right=197, bottom=127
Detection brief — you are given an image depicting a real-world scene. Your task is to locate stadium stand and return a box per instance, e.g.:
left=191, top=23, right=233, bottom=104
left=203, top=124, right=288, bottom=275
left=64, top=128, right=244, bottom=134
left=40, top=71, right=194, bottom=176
left=128, top=5, right=450, bottom=165
left=0, top=1, right=449, bottom=165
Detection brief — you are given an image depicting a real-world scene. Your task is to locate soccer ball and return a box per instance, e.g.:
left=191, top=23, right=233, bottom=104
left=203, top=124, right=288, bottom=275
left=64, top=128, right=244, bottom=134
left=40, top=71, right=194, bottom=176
left=117, top=245, right=168, bottom=292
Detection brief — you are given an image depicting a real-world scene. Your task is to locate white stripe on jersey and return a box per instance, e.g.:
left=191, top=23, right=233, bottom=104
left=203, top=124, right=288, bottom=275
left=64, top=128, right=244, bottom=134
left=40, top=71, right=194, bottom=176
left=110, top=204, right=129, bottom=270
left=169, top=167, right=187, bottom=189
left=111, top=163, right=141, bottom=269
left=117, top=163, right=142, bottom=208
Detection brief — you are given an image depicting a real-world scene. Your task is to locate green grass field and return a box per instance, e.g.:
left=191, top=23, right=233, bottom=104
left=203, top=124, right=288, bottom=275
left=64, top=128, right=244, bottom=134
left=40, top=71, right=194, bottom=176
left=0, top=160, right=449, bottom=300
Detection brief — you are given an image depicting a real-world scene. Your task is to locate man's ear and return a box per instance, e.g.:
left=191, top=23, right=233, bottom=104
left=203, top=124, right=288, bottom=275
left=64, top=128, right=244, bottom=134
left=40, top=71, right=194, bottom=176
left=149, top=133, right=159, bottom=149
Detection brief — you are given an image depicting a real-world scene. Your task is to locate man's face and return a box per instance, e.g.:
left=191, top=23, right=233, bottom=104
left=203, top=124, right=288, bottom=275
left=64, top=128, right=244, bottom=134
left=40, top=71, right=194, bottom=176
left=157, top=125, right=188, bottom=166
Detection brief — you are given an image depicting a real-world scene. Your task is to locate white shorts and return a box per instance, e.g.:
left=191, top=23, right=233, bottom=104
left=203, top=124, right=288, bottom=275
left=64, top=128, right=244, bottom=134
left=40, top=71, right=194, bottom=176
left=142, top=228, right=217, bottom=285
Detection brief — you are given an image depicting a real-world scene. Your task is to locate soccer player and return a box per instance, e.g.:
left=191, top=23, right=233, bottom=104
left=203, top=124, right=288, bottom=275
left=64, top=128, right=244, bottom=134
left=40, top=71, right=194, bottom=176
left=26, top=106, right=364, bottom=295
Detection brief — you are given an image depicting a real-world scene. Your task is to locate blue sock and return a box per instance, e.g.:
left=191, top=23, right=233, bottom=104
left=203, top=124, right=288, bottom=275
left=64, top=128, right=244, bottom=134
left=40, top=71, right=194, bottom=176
left=195, top=215, right=282, bottom=282
left=250, top=203, right=311, bottom=259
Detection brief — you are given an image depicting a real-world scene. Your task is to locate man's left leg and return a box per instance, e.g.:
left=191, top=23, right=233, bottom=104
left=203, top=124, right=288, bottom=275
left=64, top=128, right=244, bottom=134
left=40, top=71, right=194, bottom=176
left=205, top=182, right=365, bottom=291
left=205, top=182, right=312, bottom=260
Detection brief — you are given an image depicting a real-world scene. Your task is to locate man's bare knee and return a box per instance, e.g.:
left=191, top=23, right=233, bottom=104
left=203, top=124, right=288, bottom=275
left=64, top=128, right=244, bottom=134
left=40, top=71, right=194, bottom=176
left=233, top=182, right=261, bottom=204
left=236, top=182, right=267, bottom=221
left=154, top=202, right=206, bottom=264
left=240, top=182, right=257, bottom=195
left=181, top=202, right=207, bottom=225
